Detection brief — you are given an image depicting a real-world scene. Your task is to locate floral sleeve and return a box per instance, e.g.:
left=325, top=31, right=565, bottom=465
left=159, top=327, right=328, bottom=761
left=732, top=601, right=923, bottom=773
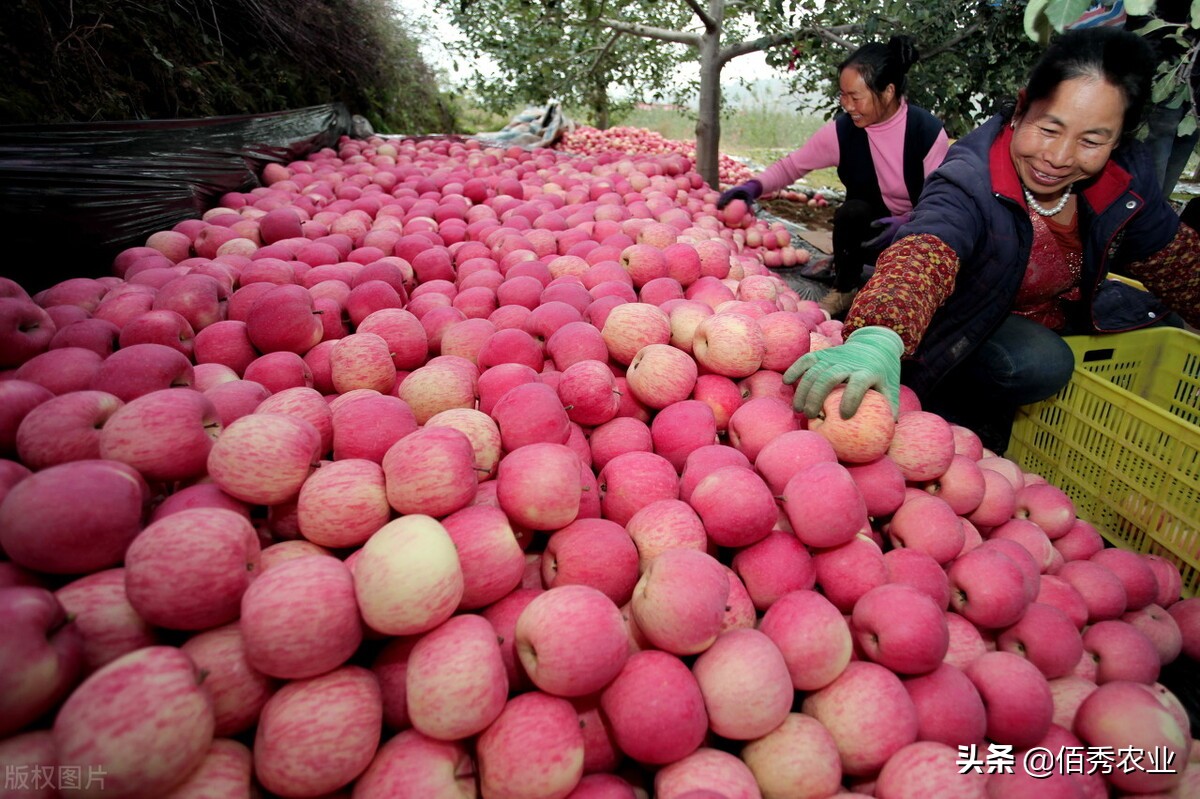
left=1123, top=221, right=1200, bottom=329
left=842, top=233, right=961, bottom=356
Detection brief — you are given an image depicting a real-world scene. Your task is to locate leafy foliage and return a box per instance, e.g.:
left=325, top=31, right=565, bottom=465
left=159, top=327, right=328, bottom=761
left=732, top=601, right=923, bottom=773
left=0, top=0, right=454, bottom=133
left=443, top=0, right=694, bottom=128
left=762, top=1, right=1043, bottom=138
left=1024, top=0, right=1200, bottom=137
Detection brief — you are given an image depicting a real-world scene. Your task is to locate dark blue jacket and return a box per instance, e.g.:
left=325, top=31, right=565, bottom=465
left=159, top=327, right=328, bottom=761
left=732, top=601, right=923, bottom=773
left=896, top=113, right=1179, bottom=395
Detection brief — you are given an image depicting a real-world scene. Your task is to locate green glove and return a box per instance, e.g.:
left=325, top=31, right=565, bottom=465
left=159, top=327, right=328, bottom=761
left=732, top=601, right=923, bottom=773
left=783, top=325, right=904, bottom=420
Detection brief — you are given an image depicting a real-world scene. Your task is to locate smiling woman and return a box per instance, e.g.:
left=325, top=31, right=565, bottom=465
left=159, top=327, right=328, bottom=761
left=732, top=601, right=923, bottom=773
left=785, top=25, right=1200, bottom=454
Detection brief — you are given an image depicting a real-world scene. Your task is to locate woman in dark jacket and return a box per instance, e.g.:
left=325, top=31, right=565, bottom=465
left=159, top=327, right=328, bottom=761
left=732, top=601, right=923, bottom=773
left=785, top=26, right=1200, bottom=452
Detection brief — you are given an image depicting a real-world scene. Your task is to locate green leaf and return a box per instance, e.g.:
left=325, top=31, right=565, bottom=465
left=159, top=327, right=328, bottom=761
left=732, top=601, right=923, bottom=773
left=1045, top=0, right=1095, bottom=32
left=1024, top=0, right=1055, bottom=43
left=1178, top=112, right=1197, bottom=137
left=1130, top=18, right=1175, bottom=36
left=1192, top=0, right=1200, bottom=27
left=1123, top=0, right=1157, bottom=14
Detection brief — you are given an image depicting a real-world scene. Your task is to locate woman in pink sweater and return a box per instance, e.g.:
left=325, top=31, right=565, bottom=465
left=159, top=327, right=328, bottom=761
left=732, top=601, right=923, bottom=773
left=718, top=35, right=950, bottom=316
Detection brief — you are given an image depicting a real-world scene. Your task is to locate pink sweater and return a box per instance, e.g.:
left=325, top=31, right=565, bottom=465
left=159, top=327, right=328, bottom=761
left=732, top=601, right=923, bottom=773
left=756, top=100, right=950, bottom=216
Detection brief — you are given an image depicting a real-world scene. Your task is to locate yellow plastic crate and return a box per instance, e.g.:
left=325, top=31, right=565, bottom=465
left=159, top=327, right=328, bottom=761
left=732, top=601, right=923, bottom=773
left=1008, top=327, right=1200, bottom=598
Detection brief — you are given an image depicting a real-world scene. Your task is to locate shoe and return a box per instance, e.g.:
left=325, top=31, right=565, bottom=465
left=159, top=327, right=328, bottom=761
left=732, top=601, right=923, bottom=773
left=798, top=256, right=835, bottom=283
left=818, top=288, right=858, bottom=317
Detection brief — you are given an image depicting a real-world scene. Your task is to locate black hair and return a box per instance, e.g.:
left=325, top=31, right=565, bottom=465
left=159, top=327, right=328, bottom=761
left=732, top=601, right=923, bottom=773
left=1020, top=27, right=1156, bottom=141
left=839, top=35, right=921, bottom=100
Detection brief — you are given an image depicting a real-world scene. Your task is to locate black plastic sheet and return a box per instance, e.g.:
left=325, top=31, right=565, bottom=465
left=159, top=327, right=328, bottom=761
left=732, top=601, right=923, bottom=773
left=0, top=104, right=350, bottom=293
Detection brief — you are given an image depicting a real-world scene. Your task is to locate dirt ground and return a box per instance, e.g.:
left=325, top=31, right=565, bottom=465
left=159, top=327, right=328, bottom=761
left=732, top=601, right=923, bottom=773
left=759, top=197, right=836, bottom=231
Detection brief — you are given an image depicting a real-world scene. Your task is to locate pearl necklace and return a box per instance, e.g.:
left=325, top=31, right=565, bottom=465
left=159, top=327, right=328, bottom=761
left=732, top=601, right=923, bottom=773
left=1022, top=184, right=1072, bottom=217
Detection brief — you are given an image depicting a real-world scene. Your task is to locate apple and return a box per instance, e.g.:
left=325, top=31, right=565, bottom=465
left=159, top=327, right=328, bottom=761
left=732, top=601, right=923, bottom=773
left=807, top=387, right=896, bottom=463
left=1120, top=603, right=1183, bottom=666
left=381, top=425, right=478, bottom=518
left=55, top=568, right=159, bottom=674
left=630, top=548, right=728, bottom=656
left=691, top=628, right=792, bottom=740
left=297, top=459, right=391, bottom=548
left=118, top=308, right=196, bottom=358
left=599, top=649, right=708, bottom=765
left=240, top=555, right=363, bottom=679
left=963, top=650, right=1054, bottom=749
left=50, top=317, right=121, bottom=358
left=623, top=498, right=708, bottom=572
left=689, top=464, right=776, bottom=548
left=515, top=584, right=629, bottom=698
left=331, top=393, right=418, bottom=463
left=497, top=441, right=583, bottom=531
left=886, top=493, right=965, bottom=566
left=731, top=530, right=816, bottom=610
left=902, top=662, right=988, bottom=747
left=600, top=302, right=671, bottom=365
left=597, top=450, right=679, bottom=526
left=0, top=379, right=55, bottom=454
left=1073, top=681, right=1190, bottom=795
left=354, top=514, right=463, bottom=636
left=812, top=534, right=890, bottom=614
left=851, top=582, right=949, bottom=675
left=1057, top=559, right=1128, bottom=622
left=650, top=399, right=719, bottom=472
left=244, top=283, right=322, bottom=354
left=492, top=381, right=571, bottom=450
left=625, top=343, right=698, bottom=409
left=254, top=666, right=382, bottom=797
left=52, top=646, right=214, bottom=798
left=162, top=738, right=254, bottom=799
left=996, top=601, right=1084, bottom=679
left=1012, top=482, right=1076, bottom=539
left=691, top=312, right=765, bottom=378
left=874, top=741, right=988, bottom=799
left=801, top=660, right=920, bottom=777
left=0, top=587, right=84, bottom=737
left=654, top=747, right=761, bottom=799
left=476, top=691, right=585, bottom=799
left=782, top=461, right=869, bottom=549
left=1081, top=619, right=1162, bottom=684
left=179, top=623, right=278, bottom=738
left=1089, top=548, right=1160, bottom=612
left=740, top=713, right=843, bottom=799
left=965, top=467, right=1018, bottom=528
left=884, top=548, right=951, bottom=609
left=406, top=613, right=508, bottom=740
left=943, top=610, right=989, bottom=670
left=557, top=359, right=622, bottom=426
left=887, top=410, right=956, bottom=481
left=0, top=297, right=57, bottom=367
left=920, top=454, right=986, bottom=516
left=207, top=412, right=321, bottom=506
left=352, top=729, right=475, bottom=799
left=947, top=545, right=1031, bottom=629
left=0, top=459, right=150, bottom=575
left=90, top=342, right=195, bottom=401
left=726, top=395, right=798, bottom=462
left=543, top=518, right=640, bottom=605
left=15, top=389, right=123, bottom=470
left=1035, top=574, right=1091, bottom=630
left=98, top=387, right=221, bottom=483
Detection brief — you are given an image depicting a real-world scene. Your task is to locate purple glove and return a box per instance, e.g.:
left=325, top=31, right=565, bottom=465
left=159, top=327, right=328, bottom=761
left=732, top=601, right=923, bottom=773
left=862, top=212, right=912, bottom=250
left=716, top=179, right=763, bottom=210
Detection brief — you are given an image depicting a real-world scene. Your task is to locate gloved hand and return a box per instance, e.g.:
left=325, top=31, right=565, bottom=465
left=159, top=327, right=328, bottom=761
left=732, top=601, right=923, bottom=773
left=716, top=179, right=763, bottom=210
left=862, top=212, right=912, bottom=250
left=783, top=325, right=904, bottom=420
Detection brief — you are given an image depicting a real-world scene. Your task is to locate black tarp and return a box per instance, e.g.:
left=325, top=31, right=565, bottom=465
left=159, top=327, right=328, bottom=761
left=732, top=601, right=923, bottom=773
left=0, top=104, right=350, bottom=293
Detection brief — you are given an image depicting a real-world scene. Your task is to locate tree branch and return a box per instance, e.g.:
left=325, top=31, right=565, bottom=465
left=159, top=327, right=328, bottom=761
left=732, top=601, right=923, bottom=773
left=587, top=30, right=623, bottom=75
left=597, top=17, right=702, bottom=47
left=919, top=19, right=986, bottom=60
left=681, top=0, right=717, bottom=33
left=717, top=23, right=861, bottom=66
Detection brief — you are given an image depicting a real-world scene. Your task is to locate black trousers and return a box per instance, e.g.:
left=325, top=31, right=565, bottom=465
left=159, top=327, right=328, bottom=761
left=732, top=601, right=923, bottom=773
left=831, top=198, right=887, bottom=293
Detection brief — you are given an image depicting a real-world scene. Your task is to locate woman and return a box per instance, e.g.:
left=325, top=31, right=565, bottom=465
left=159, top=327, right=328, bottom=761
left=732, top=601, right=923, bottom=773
left=717, top=35, right=949, bottom=317
left=786, top=26, right=1200, bottom=453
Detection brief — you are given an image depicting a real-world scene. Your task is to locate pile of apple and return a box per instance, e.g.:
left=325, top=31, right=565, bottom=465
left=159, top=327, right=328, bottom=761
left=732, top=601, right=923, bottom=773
left=557, top=125, right=755, bottom=189
left=1, top=131, right=1199, bottom=799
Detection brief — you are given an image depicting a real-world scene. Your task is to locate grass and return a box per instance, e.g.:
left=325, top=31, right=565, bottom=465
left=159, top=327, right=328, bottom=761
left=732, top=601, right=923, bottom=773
left=619, top=104, right=845, bottom=192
